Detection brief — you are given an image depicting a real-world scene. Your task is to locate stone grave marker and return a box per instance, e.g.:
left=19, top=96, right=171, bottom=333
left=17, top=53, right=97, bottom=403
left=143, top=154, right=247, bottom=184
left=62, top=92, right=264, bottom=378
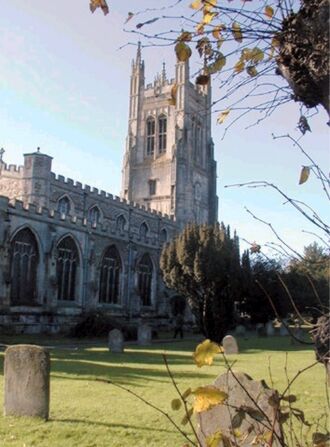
left=256, top=323, right=267, bottom=337
left=4, top=344, right=50, bottom=419
left=280, top=322, right=289, bottom=336
left=266, top=321, right=275, bottom=336
left=197, top=371, right=283, bottom=447
left=222, top=335, right=239, bottom=354
left=235, top=324, right=246, bottom=337
left=138, top=324, right=152, bottom=346
left=108, top=329, right=124, bottom=353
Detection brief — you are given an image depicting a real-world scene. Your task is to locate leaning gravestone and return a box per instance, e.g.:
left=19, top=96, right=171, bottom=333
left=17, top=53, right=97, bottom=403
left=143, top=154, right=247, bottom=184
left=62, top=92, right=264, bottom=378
left=108, top=329, right=124, bottom=353
left=4, top=345, right=50, bottom=419
left=197, top=371, right=283, bottom=447
left=266, top=321, right=275, bottom=336
left=138, top=324, right=152, bottom=346
left=222, top=335, right=239, bottom=354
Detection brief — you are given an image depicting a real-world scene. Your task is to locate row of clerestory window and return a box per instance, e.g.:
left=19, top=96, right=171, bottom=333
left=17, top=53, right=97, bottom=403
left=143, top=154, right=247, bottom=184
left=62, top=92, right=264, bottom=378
left=9, top=228, right=155, bottom=307
left=146, top=115, right=167, bottom=156
left=57, top=196, right=101, bottom=225
left=56, top=196, right=168, bottom=242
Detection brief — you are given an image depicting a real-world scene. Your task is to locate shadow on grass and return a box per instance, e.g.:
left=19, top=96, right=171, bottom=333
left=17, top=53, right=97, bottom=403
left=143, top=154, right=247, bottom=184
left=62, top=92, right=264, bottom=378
left=49, top=350, right=213, bottom=386
left=236, top=335, right=314, bottom=353
left=50, top=418, right=176, bottom=434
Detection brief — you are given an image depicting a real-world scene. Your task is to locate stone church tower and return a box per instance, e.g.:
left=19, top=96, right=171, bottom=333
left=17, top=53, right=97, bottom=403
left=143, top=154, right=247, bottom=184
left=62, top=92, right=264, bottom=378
left=121, top=44, right=218, bottom=229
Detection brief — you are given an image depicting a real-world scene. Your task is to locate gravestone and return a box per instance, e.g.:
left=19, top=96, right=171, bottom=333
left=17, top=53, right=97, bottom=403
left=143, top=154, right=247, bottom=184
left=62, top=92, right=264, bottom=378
left=266, top=321, right=275, bottom=336
left=197, top=371, right=283, bottom=447
left=138, top=324, right=152, bottom=346
left=256, top=323, right=267, bottom=337
left=4, top=344, right=50, bottom=419
left=108, top=329, right=124, bottom=353
left=222, top=335, right=239, bottom=354
left=290, top=326, right=304, bottom=345
left=235, top=324, right=246, bottom=337
left=280, top=322, right=289, bottom=336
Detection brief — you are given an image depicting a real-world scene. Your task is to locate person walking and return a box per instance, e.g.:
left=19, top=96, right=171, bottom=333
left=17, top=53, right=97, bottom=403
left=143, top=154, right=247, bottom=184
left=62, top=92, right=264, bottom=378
left=173, top=313, right=184, bottom=339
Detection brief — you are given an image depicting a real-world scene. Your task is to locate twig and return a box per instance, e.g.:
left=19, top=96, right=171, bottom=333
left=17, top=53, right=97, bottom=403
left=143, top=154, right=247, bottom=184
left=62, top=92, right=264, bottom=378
left=162, top=353, right=201, bottom=446
left=94, top=377, right=197, bottom=446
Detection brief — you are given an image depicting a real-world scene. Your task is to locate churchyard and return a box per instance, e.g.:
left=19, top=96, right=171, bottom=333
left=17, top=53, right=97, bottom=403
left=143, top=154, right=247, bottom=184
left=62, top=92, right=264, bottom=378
left=0, top=334, right=327, bottom=447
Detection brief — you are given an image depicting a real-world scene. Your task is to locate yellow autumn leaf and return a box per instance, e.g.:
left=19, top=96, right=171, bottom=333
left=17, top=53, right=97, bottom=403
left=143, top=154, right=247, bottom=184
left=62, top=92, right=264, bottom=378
left=234, top=60, right=245, bottom=73
left=206, top=431, right=223, bottom=447
left=265, top=5, right=274, bottom=18
left=171, top=398, right=182, bottom=410
left=203, top=11, right=218, bottom=24
left=217, top=109, right=230, bottom=124
left=212, top=26, right=222, bottom=40
left=207, top=53, right=226, bottom=74
left=299, top=166, right=310, bottom=184
left=196, top=23, right=205, bottom=35
left=204, top=0, right=217, bottom=9
left=232, top=22, right=243, bottom=43
left=178, top=31, right=192, bottom=42
left=250, top=47, right=264, bottom=63
left=192, top=385, right=228, bottom=413
left=190, top=0, right=202, bottom=9
left=193, top=339, right=222, bottom=367
left=247, top=65, right=258, bottom=77
left=175, top=42, right=192, bottom=62
left=90, top=0, right=109, bottom=15
left=241, top=48, right=252, bottom=61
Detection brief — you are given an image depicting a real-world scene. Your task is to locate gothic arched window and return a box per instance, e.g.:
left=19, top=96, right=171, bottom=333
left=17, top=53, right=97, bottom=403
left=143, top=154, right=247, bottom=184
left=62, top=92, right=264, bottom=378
left=160, top=228, right=168, bottom=245
left=57, top=196, right=71, bottom=216
left=137, top=253, right=153, bottom=306
left=146, top=117, right=155, bottom=156
left=99, top=245, right=122, bottom=304
left=56, top=236, right=79, bottom=301
left=116, top=214, right=127, bottom=232
left=140, top=222, right=149, bottom=240
left=158, top=115, right=167, bottom=153
left=10, top=228, right=39, bottom=305
left=88, top=205, right=101, bottom=226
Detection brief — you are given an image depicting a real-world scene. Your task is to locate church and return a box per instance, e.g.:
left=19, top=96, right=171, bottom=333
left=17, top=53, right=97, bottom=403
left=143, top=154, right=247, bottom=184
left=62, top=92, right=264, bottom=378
left=0, top=46, right=218, bottom=334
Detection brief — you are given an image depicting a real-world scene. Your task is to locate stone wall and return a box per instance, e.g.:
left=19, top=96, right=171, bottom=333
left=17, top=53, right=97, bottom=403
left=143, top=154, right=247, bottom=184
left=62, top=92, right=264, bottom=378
left=0, top=162, right=24, bottom=203
left=0, top=194, right=176, bottom=334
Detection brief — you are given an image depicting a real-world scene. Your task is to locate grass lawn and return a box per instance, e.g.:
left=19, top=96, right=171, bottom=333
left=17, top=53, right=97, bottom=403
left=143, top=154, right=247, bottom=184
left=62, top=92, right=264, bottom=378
left=0, top=335, right=328, bottom=447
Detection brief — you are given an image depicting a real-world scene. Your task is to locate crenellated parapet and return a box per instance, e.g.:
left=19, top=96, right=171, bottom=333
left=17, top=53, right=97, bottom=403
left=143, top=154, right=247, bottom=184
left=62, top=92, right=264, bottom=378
left=0, top=163, right=24, bottom=174
left=0, top=192, right=176, bottom=248
left=50, top=172, right=175, bottom=221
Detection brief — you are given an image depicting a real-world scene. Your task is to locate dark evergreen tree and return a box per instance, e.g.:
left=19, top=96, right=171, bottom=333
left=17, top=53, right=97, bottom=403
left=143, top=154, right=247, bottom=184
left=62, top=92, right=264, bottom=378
left=160, top=223, right=242, bottom=343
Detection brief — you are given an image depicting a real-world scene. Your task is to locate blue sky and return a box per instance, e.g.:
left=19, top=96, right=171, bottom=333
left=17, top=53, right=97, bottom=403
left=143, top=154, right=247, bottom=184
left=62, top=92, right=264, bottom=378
left=0, top=0, right=329, bottom=256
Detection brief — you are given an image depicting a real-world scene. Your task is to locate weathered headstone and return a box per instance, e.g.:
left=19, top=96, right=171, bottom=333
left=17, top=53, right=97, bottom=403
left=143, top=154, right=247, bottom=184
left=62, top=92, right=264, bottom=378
left=290, top=326, right=304, bottom=345
left=4, top=345, right=50, bottom=419
left=256, top=323, right=267, bottom=337
left=138, top=324, right=152, bottom=346
left=266, top=321, right=275, bottom=336
left=108, top=329, right=124, bottom=353
left=235, top=324, right=246, bottom=337
left=222, top=335, right=239, bottom=354
left=197, top=371, right=283, bottom=447
left=280, top=322, right=289, bottom=336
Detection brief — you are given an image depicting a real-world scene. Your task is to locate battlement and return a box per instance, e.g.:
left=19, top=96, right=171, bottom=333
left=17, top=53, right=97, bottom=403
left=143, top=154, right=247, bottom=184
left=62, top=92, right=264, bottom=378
left=0, top=162, right=24, bottom=175
left=0, top=195, right=175, bottom=246
left=50, top=172, right=174, bottom=222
